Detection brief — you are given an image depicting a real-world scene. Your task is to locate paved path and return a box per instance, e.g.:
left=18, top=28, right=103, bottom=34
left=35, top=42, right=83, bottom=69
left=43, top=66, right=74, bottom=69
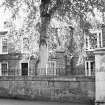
left=0, top=99, right=89, bottom=105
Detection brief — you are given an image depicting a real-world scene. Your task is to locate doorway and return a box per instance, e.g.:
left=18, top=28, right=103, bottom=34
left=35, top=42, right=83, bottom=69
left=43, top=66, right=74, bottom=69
left=21, top=63, right=28, bottom=76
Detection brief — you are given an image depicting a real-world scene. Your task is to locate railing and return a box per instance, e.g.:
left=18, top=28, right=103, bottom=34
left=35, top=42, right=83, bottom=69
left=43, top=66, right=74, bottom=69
left=85, top=69, right=95, bottom=77
left=0, top=68, right=66, bottom=77
left=91, top=69, right=95, bottom=76
left=0, top=68, right=95, bottom=81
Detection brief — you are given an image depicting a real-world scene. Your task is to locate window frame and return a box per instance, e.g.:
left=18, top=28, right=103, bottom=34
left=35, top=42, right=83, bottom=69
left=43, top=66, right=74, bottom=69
left=20, top=60, right=29, bottom=76
left=2, top=37, right=8, bottom=54
left=88, top=29, right=103, bottom=49
left=85, top=61, right=95, bottom=76
left=1, top=62, right=8, bottom=76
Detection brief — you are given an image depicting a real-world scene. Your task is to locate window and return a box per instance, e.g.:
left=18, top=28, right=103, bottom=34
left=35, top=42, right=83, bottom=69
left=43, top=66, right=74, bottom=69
left=94, top=34, right=97, bottom=48
left=85, top=61, right=95, bottom=76
left=98, top=32, right=103, bottom=48
left=1, top=62, right=8, bottom=76
left=91, top=33, right=97, bottom=49
left=85, top=36, right=93, bottom=50
left=86, top=37, right=88, bottom=50
left=91, top=62, right=95, bottom=75
left=21, top=63, right=28, bottom=76
left=2, top=38, right=8, bottom=54
left=86, top=62, right=89, bottom=76
left=88, top=29, right=103, bottom=50
left=85, top=33, right=98, bottom=51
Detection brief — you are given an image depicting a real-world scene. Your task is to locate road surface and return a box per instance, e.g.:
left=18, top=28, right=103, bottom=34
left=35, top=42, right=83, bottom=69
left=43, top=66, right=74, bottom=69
left=0, top=99, right=89, bottom=105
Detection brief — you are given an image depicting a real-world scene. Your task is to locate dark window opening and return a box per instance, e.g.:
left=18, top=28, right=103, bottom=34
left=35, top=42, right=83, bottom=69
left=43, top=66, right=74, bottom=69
left=91, top=62, right=95, bottom=72
left=86, top=62, right=89, bottom=75
left=21, top=63, right=28, bottom=76
left=99, top=33, right=102, bottom=47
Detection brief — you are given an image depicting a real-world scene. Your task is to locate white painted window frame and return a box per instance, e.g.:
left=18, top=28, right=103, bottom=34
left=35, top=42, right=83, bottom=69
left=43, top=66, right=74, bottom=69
left=1, top=37, right=8, bottom=54
left=85, top=61, right=94, bottom=76
left=85, top=35, right=91, bottom=51
left=0, top=62, right=8, bottom=76
left=89, top=29, right=103, bottom=49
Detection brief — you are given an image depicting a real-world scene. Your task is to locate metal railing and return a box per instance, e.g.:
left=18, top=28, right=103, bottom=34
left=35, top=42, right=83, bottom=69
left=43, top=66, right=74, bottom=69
left=0, top=68, right=66, bottom=77
left=0, top=68, right=95, bottom=81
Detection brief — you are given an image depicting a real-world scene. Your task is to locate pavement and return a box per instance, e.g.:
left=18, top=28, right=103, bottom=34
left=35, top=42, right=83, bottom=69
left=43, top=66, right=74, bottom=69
left=0, top=99, right=89, bottom=105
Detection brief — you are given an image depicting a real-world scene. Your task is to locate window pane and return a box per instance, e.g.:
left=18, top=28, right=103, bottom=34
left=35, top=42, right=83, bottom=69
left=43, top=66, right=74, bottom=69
left=99, top=33, right=101, bottom=47
left=2, top=46, right=8, bottom=52
left=2, top=39, right=7, bottom=53
left=91, top=33, right=97, bottom=48
left=86, top=38, right=88, bottom=49
left=1, top=63, right=8, bottom=76
left=3, top=40, right=7, bottom=46
left=21, top=63, right=28, bottom=76
left=86, top=62, right=88, bottom=70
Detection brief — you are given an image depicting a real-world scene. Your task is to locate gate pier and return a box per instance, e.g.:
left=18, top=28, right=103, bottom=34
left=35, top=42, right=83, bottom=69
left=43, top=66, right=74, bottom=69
left=95, top=48, right=105, bottom=105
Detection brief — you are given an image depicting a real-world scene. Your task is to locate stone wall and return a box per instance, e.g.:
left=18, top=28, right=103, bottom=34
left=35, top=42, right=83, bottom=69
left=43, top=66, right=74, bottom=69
left=0, top=77, right=95, bottom=104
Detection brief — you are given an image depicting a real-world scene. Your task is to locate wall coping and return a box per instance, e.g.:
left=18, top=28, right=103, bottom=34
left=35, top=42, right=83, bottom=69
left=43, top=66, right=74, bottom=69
left=94, top=47, right=105, bottom=54
left=0, top=76, right=95, bottom=82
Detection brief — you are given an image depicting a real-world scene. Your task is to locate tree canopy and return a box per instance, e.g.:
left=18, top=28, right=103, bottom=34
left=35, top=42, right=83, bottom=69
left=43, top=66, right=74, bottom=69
left=1, top=0, right=105, bottom=64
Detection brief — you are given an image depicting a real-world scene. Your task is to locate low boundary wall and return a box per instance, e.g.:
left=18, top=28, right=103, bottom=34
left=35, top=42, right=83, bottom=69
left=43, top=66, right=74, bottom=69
left=0, top=76, right=95, bottom=104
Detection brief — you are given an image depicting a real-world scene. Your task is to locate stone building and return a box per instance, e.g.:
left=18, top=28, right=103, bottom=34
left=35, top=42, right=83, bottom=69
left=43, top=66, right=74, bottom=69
left=0, top=29, right=68, bottom=76
left=84, top=26, right=105, bottom=77
left=0, top=26, right=104, bottom=77
left=0, top=29, right=98, bottom=77
left=0, top=31, right=37, bottom=76
left=69, top=26, right=105, bottom=77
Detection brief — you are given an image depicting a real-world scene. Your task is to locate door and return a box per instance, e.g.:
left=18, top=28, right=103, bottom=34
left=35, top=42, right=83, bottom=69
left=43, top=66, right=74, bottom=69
left=21, top=63, right=28, bottom=76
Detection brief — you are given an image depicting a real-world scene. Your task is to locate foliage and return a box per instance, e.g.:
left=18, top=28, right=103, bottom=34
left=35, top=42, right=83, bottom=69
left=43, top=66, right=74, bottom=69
left=1, top=0, right=105, bottom=64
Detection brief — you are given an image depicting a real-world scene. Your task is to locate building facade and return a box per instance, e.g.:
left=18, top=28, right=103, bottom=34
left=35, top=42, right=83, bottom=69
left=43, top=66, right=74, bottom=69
left=0, top=30, right=67, bottom=76
left=84, top=26, right=105, bottom=77
left=1, top=24, right=105, bottom=77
